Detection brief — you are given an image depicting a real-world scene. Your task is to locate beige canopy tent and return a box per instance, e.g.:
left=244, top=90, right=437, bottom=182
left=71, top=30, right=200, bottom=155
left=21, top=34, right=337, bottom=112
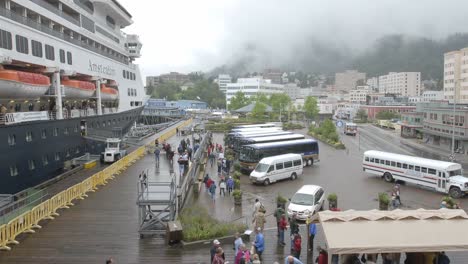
left=318, top=209, right=468, bottom=264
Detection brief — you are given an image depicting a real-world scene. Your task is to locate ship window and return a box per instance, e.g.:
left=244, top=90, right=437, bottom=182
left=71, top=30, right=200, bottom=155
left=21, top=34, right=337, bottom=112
left=130, top=101, right=134, bottom=106
left=67, top=51, right=72, bottom=65
left=8, top=134, right=16, bottom=146
left=26, top=131, right=33, bottom=142
left=64, top=127, right=69, bottom=135
left=102, top=121, right=106, bottom=127
left=123, top=70, right=126, bottom=78
left=45, top=44, right=55, bottom=60
left=106, top=16, right=115, bottom=29
left=125, top=71, right=129, bottom=79
left=0, top=29, right=12, bottom=50
left=15, top=35, right=28, bottom=54
left=41, top=129, right=47, bottom=139
left=53, top=127, right=58, bottom=136
left=28, top=160, right=35, bottom=170
left=128, top=88, right=131, bottom=96
left=55, top=152, right=60, bottom=161
left=107, top=120, right=111, bottom=126
left=42, top=155, right=49, bottom=166
left=59, top=49, right=65, bottom=63
left=10, top=165, right=18, bottom=176
left=31, top=40, right=43, bottom=58
left=74, top=125, right=78, bottom=133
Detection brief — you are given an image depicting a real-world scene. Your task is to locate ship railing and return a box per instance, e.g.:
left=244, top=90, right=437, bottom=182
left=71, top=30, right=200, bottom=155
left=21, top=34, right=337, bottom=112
left=30, top=0, right=81, bottom=26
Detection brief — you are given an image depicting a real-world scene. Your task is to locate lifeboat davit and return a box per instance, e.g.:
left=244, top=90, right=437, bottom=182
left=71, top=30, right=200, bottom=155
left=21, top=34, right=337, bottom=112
left=100, top=84, right=118, bottom=101
left=62, top=79, right=96, bottom=99
left=0, top=69, right=50, bottom=99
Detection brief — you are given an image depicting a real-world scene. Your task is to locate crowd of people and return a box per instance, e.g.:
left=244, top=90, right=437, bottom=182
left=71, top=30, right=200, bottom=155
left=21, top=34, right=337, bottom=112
left=203, top=142, right=236, bottom=202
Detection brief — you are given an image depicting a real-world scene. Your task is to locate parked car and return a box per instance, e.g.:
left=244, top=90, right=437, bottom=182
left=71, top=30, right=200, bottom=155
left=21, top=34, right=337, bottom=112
left=287, top=185, right=325, bottom=221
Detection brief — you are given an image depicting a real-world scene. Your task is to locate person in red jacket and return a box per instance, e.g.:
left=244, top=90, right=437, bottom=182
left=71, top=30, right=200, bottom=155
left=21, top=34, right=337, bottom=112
left=278, top=214, right=287, bottom=246
left=292, top=233, right=302, bottom=260
left=315, top=246, right=328, bottom=264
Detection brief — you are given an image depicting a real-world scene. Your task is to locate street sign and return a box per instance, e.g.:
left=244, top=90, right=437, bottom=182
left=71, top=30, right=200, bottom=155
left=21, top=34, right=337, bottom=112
left=336, top=121, right=343, bottom=128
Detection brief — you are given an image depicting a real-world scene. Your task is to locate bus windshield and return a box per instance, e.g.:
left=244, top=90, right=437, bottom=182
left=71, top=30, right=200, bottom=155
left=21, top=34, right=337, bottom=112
left=448, top=169, right=463, bottom=177
left=291, top=193, right=314, bottom=206
left=254, top=163, right=269, bottom=173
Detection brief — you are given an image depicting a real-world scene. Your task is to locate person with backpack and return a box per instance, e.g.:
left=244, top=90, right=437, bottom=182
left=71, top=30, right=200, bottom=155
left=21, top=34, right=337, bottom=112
left=252, top=209, right=266, bottom=231
left=235, top=244, right=250, bottom=264
left=292, top=233, right=302, bottom=259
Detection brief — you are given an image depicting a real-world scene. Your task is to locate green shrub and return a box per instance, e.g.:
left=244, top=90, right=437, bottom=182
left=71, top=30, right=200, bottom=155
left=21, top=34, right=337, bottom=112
left=327, top=193, right=338, bottom=202
left=234, top=179, right=241, bottom=189
left=233, top=189, right=242, bottom=199
left=283, top=123, right=305, bottom=130
left=442, top=196, right=456, bottom=208
left=378, top=192, right=390, bottom=205
left=179, top=206, right=247, bottom=242
left=276, top=194, right=288, bottom=204
left=233, top=171, right=242, bottom=180
left=233, top=162, right=241, bottom=172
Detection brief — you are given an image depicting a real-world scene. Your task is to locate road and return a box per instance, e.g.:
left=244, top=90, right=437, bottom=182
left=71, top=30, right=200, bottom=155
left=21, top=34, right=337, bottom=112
left=241, top=124, right=468, bottom=218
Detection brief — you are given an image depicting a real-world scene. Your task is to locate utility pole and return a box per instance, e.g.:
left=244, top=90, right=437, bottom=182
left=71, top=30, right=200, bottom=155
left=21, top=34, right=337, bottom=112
left=451, top=80, right=457, bottom=161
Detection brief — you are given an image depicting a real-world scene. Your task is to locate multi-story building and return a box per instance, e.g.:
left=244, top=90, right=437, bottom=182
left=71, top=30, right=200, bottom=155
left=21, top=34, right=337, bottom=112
left=443, top=48, right=468, bottom=103
left=335, top=70, right=366, bottom=92
left=422, top=91, right=444, bottom=102
left=378, top=72, right=421, bottom=96
left=350, top=86, right=371, bottom=104
left=146, top=76, right=160, bottom=87
left=158, top=72, right=189, bottom=85
left=225, top=77, right=284, bottom=106
left=419, top=101, right=468, bottom=154
left=366, top=77, right=379, bottom=91
left=400, top=112, right=424, bottom=138
left=263, top=69, right=283, bottom=84
left=218, top=74, right=231, bottom=93
left=284, top=83, right=300, bottom=100
left=360, top=105, right=416, bottom=120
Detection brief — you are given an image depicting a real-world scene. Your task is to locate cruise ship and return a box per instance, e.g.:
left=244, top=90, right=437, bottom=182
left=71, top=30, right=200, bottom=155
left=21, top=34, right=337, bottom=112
left=0, top=0, right=146, bottom=194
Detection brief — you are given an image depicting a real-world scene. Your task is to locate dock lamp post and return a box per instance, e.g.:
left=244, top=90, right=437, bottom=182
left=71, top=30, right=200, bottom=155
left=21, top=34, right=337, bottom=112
left=450, top=79, right=461, bottom=162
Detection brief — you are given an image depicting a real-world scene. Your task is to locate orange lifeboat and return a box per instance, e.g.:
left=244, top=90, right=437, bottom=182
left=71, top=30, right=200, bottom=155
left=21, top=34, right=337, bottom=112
left=0, top=69, right=50, bottom=99
left=100, top=84, right=119, bottom=101
left=62, top=79, right=96, bottom=99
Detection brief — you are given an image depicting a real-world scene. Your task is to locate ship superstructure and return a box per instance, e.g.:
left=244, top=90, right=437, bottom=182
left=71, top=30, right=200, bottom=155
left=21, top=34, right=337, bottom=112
left=0, top=0, right=146, bottom=193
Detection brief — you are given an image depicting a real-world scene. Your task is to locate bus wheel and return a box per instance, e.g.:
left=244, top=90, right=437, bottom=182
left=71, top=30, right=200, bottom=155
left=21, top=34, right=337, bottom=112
left=263, top=179, right=270, bottom=186
left=290, top=173, right=297, bottom=181
left=383, top=172, right=394, bottom=182
left=449, top=187, right=463, bottom=199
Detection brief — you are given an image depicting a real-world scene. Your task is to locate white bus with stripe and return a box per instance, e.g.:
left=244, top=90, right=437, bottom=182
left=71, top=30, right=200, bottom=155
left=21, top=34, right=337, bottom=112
left=363, top=150, right=468, bottom=198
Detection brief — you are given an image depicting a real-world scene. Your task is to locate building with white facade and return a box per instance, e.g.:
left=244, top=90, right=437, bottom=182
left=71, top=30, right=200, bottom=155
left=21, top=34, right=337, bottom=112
left=366, top=77, right=379, bottom=91
left=284, top=83, right=300, bottom=100
left=378, top=72, right=421, bottom=96
left=218, top=74, right=232, bottom=94
left=422, top=91, right=445, bottom=102
left=349, top=86, right=371, bottom=104
left=443, top=48, right=468, bottom=103
left=226, top=77, right=284, bottom=106
left=335, top=70, right=366, bottom=92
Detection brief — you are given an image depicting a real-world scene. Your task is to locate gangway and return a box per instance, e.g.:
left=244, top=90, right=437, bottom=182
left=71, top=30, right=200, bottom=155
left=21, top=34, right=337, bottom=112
left=136, top=171, right=177, bottom=238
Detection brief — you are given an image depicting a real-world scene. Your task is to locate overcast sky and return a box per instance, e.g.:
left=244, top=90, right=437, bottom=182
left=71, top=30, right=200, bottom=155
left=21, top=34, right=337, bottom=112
left=119, top=0, right=468, bottom=78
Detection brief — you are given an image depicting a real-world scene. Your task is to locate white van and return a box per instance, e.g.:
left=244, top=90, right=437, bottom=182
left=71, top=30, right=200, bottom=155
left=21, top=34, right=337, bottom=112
left=249, top=154, right=303, bottom=185
left=287, top=185, right=325, bottom=221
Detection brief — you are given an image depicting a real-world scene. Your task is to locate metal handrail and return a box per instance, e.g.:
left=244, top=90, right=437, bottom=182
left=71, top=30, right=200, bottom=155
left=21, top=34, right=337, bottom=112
left=30, top=0, right=81, bottom=26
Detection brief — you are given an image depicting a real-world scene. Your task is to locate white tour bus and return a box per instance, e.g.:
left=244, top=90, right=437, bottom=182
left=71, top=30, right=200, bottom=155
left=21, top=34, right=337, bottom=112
left=363, top=150, right=468, bottom=198
left=250, top=154, right=303, bottom=185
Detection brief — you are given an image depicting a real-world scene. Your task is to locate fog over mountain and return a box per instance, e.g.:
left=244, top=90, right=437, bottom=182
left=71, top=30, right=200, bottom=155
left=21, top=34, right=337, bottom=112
left=203, top=0, right=468, bottom=78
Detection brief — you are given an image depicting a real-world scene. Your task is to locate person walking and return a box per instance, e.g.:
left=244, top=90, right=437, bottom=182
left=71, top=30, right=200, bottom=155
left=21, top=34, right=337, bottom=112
left=217, top=158, right=223, bottom=176
left=212, top=247, right=225, bottom=264
left=252, top=209, right=266, bottom=231
left=176, top=127, right=179, bottom=136
left=219, top=179, right=226, bottom=196
left=252, top=199, right=262, bottom=217
left=226, top=176, right=234, bottom=195
left=154, top=147, right=160, bottom=167
left=309, top=222, right=317, bottom=253
left=285, top=255, right=304, bottom=264
left=394, top=184, right=402, bottom=205
left=316, top=246, right=328, bottom=264
left=274, top=204, right=285, bottom=236
left=253, top=227, right=264, bottom=261
left=210, top=240, right=224, bottom=263
left=292, top=233, right=302, bottom=259
left=235, top=244, right=250, bottom=264
left=234, top=232, right=243, bottom=254
left=209, top=181, right=217, bottom=201
left=278, top=214, right=287, bottom=246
